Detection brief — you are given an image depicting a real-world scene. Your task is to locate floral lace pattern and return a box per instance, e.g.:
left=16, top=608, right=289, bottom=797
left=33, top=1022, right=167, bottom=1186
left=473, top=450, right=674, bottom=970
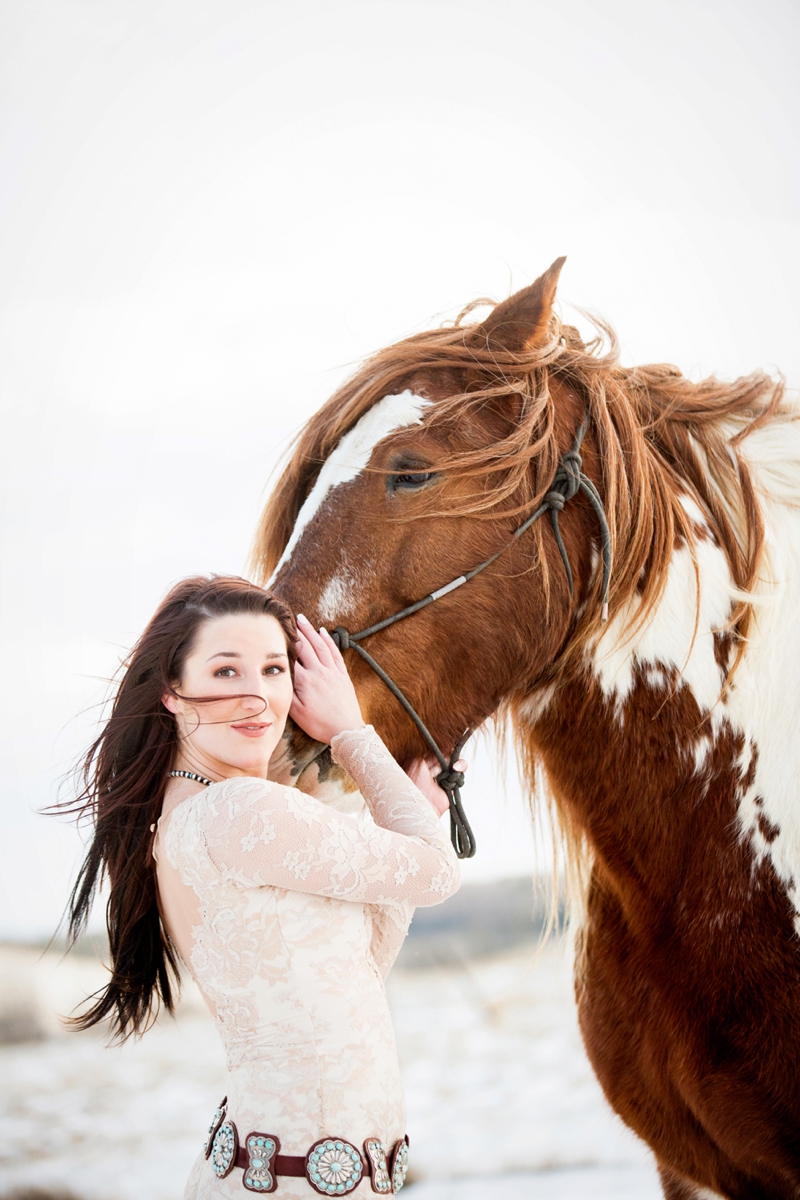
left=157, top=726, right=460, bottom=1198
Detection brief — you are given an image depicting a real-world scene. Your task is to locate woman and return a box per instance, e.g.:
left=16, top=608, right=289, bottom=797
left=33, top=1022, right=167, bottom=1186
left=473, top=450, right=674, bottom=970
left=66, top=574, right=462, bottom=1197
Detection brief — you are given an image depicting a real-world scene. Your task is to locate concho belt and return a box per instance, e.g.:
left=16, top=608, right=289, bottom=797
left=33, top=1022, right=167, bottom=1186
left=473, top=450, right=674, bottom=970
left=204, top=1097, right=409, bottom=1194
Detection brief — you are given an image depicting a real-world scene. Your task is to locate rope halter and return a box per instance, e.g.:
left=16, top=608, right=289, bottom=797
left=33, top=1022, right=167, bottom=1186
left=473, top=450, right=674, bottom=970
left=327, top=414, right=612, bottom=858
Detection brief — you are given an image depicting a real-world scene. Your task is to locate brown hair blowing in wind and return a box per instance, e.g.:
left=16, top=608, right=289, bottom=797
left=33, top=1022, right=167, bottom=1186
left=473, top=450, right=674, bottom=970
left=56, top=575, right=297, bottom=1040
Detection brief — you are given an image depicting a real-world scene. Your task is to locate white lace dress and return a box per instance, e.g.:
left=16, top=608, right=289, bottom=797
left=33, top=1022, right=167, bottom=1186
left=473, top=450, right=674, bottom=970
left=153, top=725, right=460, bottom=1198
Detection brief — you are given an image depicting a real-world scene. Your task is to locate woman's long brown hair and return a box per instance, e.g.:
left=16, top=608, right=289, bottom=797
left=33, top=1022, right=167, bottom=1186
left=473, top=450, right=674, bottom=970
left=59, top=575, right=297, bottom=1040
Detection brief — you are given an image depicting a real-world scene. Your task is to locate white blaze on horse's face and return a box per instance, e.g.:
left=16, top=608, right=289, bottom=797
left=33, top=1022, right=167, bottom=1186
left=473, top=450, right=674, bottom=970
left=270, top=389, right=432, bottom=583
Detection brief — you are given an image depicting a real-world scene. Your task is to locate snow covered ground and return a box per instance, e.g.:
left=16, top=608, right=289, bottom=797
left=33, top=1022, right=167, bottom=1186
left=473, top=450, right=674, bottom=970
left=0, top=936, right=660, bottom=1199
left=408, top=1167, right=660, bottom=1199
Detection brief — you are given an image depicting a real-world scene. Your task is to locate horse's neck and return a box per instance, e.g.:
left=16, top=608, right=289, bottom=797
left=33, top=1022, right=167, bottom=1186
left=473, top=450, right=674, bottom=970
left=531, top=489, right=800, bottom=923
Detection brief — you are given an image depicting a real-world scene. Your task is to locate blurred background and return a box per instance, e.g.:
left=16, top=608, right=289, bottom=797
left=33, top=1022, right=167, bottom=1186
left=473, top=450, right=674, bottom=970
left=1, top=0, right=798, bottom=1196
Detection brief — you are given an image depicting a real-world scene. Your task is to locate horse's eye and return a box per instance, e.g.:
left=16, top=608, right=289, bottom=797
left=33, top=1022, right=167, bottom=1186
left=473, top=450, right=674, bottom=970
left=392, top=471, right=435, bottom=489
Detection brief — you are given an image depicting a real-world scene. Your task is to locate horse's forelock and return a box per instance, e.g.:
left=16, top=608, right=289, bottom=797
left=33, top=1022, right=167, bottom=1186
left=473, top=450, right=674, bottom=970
left=250, top=309, right=580, bottom=581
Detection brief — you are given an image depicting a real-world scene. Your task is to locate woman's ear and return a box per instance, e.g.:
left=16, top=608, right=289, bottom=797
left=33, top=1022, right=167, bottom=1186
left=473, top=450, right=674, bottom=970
left=162, top=691, right=180, bottom=715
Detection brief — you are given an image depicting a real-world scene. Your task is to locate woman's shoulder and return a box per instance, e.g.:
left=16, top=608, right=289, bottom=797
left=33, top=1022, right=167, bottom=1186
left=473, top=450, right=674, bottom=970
left=162, top=776, right=293, bottom=862
left=206, top=774, right=289, bottom=810
left=165, top=777, right=330, bottom=861
left=205, top=775, right=345, bottom=839
left=195, top=776, right=333, bottom=865
left=211, top=773, right=344, bottom=820
left=162, top=776, right=282, bottom=833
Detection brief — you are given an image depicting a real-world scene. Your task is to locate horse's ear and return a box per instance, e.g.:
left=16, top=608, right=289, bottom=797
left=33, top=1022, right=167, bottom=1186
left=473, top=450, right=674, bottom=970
left=478, top=257, right=566, bottom=352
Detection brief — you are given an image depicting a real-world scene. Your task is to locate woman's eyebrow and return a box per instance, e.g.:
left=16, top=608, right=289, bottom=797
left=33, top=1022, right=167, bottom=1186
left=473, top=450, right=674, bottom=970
left=206, top=651, right=288, bottom=661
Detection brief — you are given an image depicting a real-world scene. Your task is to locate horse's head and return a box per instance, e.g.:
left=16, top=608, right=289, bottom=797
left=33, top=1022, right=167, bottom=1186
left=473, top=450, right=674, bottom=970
left=254, top=253, right=778, bottom=833
left=255, top=259, right=610, bottom=780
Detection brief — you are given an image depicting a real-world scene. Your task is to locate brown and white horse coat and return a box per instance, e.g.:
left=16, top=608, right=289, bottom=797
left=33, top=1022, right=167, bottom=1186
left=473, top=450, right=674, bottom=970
left=256, top=261, right=800, bottom=1198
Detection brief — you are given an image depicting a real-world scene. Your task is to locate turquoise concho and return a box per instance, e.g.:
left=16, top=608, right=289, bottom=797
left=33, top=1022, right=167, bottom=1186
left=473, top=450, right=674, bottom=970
left=242, top=1132, right=279, bottom=1193
left=306, top=1138, right=364, bottom=1195
left=204, top=1096, right=227, bottom=1159
left=211, top=1120, right=239, bottom=1179
left=390, top=1138, right=409, bottom=1194
left=363, top=1138, right=392, bottom=1193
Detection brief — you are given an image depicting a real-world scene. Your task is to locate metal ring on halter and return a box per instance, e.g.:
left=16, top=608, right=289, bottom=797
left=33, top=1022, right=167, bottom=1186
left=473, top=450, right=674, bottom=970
left=324, top=413, right=612, bottom=860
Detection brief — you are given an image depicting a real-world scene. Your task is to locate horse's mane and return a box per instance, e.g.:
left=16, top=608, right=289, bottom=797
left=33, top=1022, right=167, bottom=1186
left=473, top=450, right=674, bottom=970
left=251, top=300, right=791, bottom=933
left=252, top=301, right=788, bottom=677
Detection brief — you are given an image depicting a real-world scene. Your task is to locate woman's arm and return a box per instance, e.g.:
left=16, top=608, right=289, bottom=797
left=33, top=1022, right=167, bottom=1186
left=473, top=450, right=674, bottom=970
left=180, top=615, right=460, bottom=909
left=197, top=751, right=459, bottom=907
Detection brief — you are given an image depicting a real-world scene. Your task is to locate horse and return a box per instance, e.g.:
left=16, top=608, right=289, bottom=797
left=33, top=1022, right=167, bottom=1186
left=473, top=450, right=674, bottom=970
left=252, top=258, right=800, bottom=1199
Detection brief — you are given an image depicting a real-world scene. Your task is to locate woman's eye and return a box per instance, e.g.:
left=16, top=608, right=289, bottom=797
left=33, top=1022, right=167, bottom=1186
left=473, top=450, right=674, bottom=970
left=214, top=667, right=237, bottom=678
left=264, top=665, right=285, bottom=675
left=392, top=471, right=435, bottom=490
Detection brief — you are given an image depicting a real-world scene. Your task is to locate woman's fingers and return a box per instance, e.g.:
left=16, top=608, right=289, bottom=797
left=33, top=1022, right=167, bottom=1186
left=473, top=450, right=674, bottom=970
left=406, top=756, right=450, bottom=816
left=290, top=617, right=364, bottom=743
left=288, top=693, right=307, bottom=721
left=296, top=616, right=350, bottom=680
left=409, top=755, right=469, bottom=779
left=319, top=626, right=350, bottom=674
left=294, top=627, right=311, bottom=665
left=296, top=614, right=336, bottom=667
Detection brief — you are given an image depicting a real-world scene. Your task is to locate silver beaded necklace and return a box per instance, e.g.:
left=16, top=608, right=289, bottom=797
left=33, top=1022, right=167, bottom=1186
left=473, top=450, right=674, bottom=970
left=169, top=769, right=215, bottom=787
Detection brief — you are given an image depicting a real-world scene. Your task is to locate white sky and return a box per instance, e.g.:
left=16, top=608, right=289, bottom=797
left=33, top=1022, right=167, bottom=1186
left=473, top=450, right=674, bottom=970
left=1, top=0, right=799, bottom=938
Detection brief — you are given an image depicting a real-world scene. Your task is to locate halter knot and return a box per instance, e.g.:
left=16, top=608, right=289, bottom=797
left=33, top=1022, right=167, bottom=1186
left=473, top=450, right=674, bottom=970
left=554, top=448, right=583, bottom=500
left=436, top=767, right=466, bottom=792
left=330, top=627, right=350, bottom=651
left=543, top=445, right=587, bottom=599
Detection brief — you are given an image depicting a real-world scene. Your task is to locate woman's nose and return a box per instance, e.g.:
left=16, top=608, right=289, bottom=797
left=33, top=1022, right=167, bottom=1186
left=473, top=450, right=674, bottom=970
left=242, top=691, right=270, bottom=713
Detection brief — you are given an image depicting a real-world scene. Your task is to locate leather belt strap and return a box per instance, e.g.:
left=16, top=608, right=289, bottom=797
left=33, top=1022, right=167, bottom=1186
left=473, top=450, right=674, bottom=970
left=235, top=1147, right=306, bottom=1177
left=207, top=1103, right=409, bottom=1193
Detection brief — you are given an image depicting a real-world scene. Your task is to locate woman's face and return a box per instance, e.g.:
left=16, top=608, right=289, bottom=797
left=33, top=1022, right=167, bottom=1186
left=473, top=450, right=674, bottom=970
left=164, top=612, right=294, bottom=779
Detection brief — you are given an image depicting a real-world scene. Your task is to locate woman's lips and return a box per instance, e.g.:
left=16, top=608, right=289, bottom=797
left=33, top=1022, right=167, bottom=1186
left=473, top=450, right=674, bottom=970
left=231, top=722, right=272, bottom=738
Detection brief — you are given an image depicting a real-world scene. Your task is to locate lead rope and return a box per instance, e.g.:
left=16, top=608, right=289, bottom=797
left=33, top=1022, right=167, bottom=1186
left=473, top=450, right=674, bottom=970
left=330, top=627, right=476, bottom=858
left=327, top=415, right=612, bottom=859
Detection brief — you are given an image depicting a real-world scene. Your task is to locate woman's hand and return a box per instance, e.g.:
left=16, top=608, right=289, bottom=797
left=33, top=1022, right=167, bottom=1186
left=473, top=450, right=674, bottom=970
left=289, top=615, right=365, bottom=744
left=406, top=756, right=468, bottom=818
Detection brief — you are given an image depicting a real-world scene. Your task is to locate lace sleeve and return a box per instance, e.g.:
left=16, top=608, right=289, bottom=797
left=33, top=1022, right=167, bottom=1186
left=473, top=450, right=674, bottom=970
left=199, top=727, right=460, bottom=908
